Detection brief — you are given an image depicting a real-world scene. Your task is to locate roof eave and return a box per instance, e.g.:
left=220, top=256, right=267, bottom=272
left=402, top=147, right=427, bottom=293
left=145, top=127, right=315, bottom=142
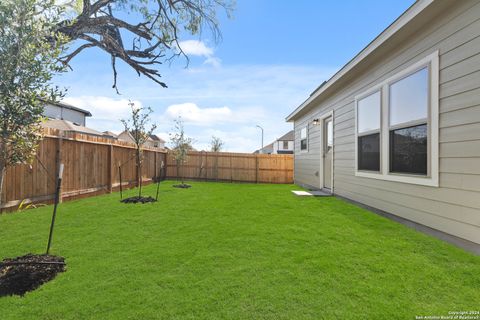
left=42, top=99, right=93, bottom=117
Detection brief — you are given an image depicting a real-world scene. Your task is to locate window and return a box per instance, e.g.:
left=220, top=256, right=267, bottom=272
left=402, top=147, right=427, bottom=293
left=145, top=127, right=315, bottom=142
left=357, top=91, right=381, bottom=171
left=358, top=133, right=380, bottom=171
left=283, top=140, right=289, bottom=149
left=358, top=91, right=381, bottom=133
left=354, top=51, right=439, bottom=187
left=389, top=67, right=428, bottom=175
left=327, top=120, right=333, bottom=148
left=389, top=68, right=428, bottom=126
left=390, top=124, right=427, bottom=174
left=300, top=127, right=308, bottom=151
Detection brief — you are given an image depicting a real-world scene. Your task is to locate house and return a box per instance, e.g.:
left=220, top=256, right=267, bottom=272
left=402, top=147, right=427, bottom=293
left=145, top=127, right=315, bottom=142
left=43, top=101, right=92, bottom=126
left=149, top=134, right=166, bottom=148
left=42, top=101, right=112, bottom=138
left=286, top=0, right=480, bottom=246
left=254, top=142, right=274, bottom=154
left=43, top=119, right=106, bottom=137
left=117, top=130, right=166, bottom=149
left=254, top=131, right=294, bottom=154
left=102, top=131, right=118, bottom=139
left=272, top=130, right=294, bottom=154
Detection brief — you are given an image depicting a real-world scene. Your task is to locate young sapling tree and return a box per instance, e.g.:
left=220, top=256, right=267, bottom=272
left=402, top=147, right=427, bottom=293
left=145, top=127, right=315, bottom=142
left=121, top=102, right=157, bottom=198
left=169, top=118, right=194, bottom=187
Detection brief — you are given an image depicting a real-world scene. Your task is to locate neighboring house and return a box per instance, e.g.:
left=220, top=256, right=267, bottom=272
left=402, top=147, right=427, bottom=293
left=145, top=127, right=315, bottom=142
left=254, top=131, right=294, bottom=154
left=117, top=130, right=166, bottom=149
left=254, top=142, right=274, bottom=154
left=102, top=131, right=118, bottom=139
left=43, top=119, right=105, bottom=137
left=286, top=0, right=480, bottom=246
left=272, top=130, right=294, bottom=154
left=43, top=101, right=92, bottom=126
left=149, top=134, right=166, bottom=148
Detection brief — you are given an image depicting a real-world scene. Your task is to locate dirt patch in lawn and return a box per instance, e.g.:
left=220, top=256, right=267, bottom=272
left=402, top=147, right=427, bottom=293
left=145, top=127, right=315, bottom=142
left=120, top=196, right=157, bottom=204
left=173, top=183, right=191, bottom=188
left=0, top=254, right=66, bottom=297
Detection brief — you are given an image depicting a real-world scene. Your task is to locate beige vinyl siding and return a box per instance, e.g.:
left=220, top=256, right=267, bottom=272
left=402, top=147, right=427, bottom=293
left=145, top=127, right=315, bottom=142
left=293, top=0, right=480, bottom=244
left=294, top=121, right=321, bottom=188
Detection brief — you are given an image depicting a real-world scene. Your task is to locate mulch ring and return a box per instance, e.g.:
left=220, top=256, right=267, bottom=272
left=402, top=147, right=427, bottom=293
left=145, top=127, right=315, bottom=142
left=120, top=196, right=157, bottom=204
left=173, top=183, right=191, bottom=188
left=0, top=254, right=66, bottom=297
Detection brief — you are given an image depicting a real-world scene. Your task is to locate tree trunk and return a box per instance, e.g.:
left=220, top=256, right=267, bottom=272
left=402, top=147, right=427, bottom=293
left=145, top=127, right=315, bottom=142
left=176, top=160, right=180, bottom=182
left=136, top=149, right=142, bottom=197
left=181, top=162, right=184, bottom=185
left=138, top=166, right=142, bottom=197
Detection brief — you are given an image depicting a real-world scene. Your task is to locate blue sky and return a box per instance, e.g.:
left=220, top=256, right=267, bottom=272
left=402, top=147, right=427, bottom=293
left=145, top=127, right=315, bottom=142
left=55, top=0, right=414, bottom=152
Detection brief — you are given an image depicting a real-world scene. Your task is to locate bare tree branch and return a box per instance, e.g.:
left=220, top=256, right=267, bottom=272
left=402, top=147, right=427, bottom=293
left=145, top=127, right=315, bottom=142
left=59, top=43, right=95, bottom=69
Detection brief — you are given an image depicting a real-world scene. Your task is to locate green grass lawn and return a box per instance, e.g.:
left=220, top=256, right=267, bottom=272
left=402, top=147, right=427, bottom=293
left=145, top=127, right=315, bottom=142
left=0, top=181, right=479, bottom=319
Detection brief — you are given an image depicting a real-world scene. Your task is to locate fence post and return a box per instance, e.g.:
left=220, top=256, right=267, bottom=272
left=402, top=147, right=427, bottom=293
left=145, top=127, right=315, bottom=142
left=55, top=135, right=63, bottom=203
left=205, top=152, right=208, bottom=181
left=118, top=163, right=123, bottom=199
left=107, top=144, right=113, bottom=193
left=255, top=154, right=259, bottom=184
left=215, top=154, right=218, bottom=182
left=154, top=151, right=157, bottom=179
left=162, top=153, right=166, bottom=180
left=230, top=155, right=233, bottom=183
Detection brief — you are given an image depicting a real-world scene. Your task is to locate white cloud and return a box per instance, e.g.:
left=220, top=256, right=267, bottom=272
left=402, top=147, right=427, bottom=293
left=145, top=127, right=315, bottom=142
left=191, top=127, right=264, bottom=153
left=177, top=40, right=220, bottom=68
left=58, top=63, right=337, bottom=152
left=204, top=56, right=222, bottom=68
left=62, top=96, right=143, bottom=133
left=63, top=96, right=140, bottom=119
left=165, top=102, right=232, bottom=125
left=178, top=40, right=214, bottom=56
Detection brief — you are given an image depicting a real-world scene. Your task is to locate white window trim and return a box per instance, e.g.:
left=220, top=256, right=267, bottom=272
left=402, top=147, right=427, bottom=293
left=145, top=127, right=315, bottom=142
left=299, top=125, right=309, bottom=153
left=354, top=51, right=439, bottom=187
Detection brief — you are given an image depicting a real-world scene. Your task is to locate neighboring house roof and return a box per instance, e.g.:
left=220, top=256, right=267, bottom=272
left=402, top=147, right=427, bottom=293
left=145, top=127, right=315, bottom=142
left=118, top=130, right=155, bottom=142
left=277, top=130, right=294, bottom=141
left=254, top=142, right=274, bottom=154
left=43, top=119, right=104, bottom=136
left=43, top=100, right=93, bottom=117
left=286, top=0, right=441, bottom=121
left=149, top=134, right=165, bottom=143
left=118, top=130, right=166, bottom=148
left=103, top=131, right=118, bottom=138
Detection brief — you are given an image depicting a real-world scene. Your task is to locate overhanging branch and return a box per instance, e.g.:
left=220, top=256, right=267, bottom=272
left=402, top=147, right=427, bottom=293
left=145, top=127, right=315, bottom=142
left=56, top=0, right=230, bottom=92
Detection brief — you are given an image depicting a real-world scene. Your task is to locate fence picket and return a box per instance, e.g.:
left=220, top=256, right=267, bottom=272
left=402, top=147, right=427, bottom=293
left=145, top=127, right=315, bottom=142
left=1, top=128, right=293, bottom=212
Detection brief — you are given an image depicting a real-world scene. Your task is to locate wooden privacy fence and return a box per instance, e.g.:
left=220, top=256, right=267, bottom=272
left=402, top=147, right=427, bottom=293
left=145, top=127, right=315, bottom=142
left=165, top=151, right=293, bottom=184
left=1, top=128, right=167, bottom=211
left=1, top=130, right=294, bottom=212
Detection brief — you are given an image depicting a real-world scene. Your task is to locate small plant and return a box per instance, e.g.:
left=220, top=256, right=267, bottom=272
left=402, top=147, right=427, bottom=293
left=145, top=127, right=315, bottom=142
left=16, top=200, right=46, bottom=212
